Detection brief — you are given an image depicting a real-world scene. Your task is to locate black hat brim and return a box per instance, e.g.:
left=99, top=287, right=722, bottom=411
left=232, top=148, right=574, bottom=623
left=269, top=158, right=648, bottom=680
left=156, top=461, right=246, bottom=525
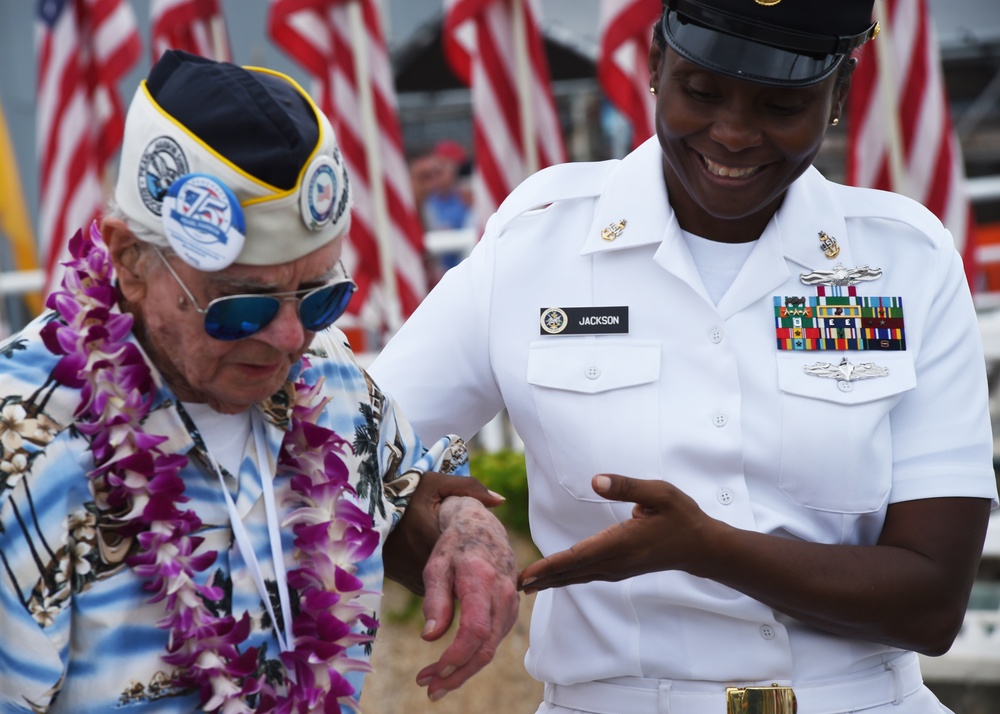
left=662, top=10, right=845, bottom=87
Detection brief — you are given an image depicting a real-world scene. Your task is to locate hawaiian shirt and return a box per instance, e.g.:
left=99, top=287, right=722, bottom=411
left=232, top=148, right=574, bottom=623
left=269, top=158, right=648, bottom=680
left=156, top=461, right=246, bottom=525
left=0, top=315, right=436, bottom=713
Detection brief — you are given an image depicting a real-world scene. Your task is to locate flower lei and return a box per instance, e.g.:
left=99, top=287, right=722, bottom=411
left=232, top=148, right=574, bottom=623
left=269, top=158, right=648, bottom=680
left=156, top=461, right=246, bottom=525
left=41, top=222, right=379, bottom=713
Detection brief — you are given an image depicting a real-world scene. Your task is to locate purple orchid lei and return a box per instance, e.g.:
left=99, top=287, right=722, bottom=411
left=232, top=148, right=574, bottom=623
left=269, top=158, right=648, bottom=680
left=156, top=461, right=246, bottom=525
left=42, top=222, right=379, bottom=713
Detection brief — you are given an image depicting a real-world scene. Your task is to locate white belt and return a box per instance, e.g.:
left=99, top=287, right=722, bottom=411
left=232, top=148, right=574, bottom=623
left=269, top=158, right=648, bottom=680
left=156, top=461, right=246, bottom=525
left=544, top=654, right=923, bottom=714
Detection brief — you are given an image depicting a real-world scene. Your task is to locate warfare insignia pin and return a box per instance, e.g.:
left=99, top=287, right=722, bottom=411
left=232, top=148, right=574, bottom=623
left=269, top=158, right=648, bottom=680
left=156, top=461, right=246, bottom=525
left=804, top=356, right=889, bottom=382
left=800, top=263, right=882, bottom=287
left=819, top=231, right=840, bottom=259
left=601, top=219, right=627, bottom=242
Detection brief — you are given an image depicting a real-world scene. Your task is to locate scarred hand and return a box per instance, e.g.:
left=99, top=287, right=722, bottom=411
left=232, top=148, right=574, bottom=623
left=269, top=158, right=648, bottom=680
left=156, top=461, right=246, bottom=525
left=415, top=496, right=519, bottom=701
left=518, top=473, right=718, bottom=593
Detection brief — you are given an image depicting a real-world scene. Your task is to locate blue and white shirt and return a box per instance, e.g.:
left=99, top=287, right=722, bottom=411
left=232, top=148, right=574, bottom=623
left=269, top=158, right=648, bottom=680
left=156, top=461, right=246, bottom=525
left=0, top=315, right=435, bottom=713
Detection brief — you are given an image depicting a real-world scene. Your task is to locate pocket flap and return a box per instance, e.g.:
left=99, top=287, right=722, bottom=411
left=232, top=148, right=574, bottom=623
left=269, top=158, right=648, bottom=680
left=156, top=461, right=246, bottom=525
left=776, top=351, right=916, bottom=405
left=527, top=340, right=660, bottom=395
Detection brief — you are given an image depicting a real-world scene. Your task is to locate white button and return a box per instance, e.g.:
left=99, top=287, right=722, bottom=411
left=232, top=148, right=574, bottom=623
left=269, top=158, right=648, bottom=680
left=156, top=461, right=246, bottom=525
left=712, top=411, right=728, bottom=427
left=710, top=327, right=724, bottom=344
left=586, top=366, right=601, bottom=380
left=717, top=488, right=734, bottom=505
left=837, top=380, right=854, bottom=392
left=760, top=625, right=776, bottom=640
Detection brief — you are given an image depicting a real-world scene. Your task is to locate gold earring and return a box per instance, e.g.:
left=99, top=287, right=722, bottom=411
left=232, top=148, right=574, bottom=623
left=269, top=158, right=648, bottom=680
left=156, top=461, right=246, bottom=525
left=830, top=117, right=840, bottom=126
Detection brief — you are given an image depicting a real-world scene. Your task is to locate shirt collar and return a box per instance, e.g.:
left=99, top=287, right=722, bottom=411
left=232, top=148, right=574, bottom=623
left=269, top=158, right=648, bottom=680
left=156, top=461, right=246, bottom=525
left=582, top=142, right=853, bottom=277
left=581, top=136, right=674, bottom=255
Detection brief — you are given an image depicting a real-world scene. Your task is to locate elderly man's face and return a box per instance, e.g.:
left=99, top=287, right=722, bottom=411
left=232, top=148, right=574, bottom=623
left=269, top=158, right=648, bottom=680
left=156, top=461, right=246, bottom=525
left=112, top=224, right=344, bottom=414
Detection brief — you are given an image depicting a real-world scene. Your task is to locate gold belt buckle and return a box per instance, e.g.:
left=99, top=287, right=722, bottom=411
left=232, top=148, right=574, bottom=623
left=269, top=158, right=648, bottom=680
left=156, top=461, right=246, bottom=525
left=726, top=685, right=797, bottom=714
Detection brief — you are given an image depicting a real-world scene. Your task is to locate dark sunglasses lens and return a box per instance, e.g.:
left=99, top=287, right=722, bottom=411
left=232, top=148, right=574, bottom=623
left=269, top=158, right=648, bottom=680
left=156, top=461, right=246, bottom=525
left=300, top=281, right=355, bottom=331
left=204, top=296, right=280, bottom=341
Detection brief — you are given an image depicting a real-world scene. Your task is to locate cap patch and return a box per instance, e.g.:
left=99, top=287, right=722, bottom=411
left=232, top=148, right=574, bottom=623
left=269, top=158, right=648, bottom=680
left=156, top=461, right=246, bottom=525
left=138, top=136, right=189, bottom=216
left=162, top=173, right=246, bottom=271
left=300, top=155, right=338, bottom=231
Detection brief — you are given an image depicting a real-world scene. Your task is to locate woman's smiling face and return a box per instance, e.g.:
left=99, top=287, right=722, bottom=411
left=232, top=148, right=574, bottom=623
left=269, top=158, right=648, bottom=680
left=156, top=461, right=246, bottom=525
left=648, top=43, right=848, bottom=242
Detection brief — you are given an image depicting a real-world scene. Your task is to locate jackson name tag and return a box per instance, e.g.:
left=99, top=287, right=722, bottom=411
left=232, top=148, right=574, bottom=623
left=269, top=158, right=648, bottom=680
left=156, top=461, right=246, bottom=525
left=540, top=306, right=629, bottom=335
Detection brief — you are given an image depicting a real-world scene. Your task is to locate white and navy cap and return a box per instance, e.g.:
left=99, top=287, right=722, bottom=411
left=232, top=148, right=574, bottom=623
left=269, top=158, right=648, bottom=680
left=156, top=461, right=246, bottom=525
left=115, top=50, right=351, bottom=270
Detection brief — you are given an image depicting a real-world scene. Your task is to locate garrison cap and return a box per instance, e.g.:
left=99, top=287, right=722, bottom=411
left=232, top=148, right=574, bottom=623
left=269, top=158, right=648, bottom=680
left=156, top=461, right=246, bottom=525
left=661, top=0, right=879, bottom=87
left=115, top=50, right=351, bottom=270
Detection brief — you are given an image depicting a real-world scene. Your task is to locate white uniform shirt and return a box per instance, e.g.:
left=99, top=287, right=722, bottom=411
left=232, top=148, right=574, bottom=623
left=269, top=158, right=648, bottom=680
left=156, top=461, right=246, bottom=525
left=371, top=136, right=998, bottom=687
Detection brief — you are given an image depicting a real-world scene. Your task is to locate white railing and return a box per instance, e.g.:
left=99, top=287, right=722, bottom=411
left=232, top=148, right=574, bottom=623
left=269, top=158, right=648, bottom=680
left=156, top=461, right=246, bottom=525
left=0, top=269, right=44, bottom=296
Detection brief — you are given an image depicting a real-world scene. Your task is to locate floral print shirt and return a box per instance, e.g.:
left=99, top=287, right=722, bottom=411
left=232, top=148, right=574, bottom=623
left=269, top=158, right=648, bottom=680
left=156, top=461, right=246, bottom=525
left=0, top=316, right=434, bottom=713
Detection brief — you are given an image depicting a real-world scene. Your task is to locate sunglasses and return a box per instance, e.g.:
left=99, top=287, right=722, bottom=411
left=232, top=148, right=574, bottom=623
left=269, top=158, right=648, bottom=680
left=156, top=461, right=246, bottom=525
left=153, top=248, right=356, bottom=341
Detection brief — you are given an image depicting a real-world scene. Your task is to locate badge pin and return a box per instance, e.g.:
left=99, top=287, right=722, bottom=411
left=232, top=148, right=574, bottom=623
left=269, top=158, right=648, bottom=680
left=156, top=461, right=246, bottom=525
left=162, top=173, right=246, bottom=271
left=819, top=231, right=840, bottom=259
left=804, top=356, right=889, bottom=382
left=601, top=219, right=627, bottom=242
left=800, top=263, right=882, bottom=287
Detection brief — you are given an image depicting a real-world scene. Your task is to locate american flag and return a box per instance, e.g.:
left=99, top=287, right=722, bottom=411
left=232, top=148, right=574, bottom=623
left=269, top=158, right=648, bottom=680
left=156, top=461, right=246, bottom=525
left=268, top=0, right=427, bottom=332
left=150, top=0, right=232, bottom=63
left=598, top=0, right=660, bottom=152
left=443, top=0, right=567, bottom=231
left=846, top=0, right=976, bottom=284
left=36, top=0, right=141, bottom=295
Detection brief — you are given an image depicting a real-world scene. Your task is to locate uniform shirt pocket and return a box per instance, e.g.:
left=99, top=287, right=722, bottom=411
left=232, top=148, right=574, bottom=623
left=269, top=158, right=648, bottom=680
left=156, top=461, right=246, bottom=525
left=527, top=340, right=660, bottom=501
left=775, top=351, right=916, bottom=513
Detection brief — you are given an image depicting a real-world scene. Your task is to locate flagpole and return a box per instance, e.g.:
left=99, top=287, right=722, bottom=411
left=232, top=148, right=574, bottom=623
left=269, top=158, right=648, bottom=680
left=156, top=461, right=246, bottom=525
left=210, top=15, right=227, bottom=61
left=512, top=0, right=538, bottom=175
left=873, top=0, right=909, bottom=198
left=348, top=0, right=402, bottom=334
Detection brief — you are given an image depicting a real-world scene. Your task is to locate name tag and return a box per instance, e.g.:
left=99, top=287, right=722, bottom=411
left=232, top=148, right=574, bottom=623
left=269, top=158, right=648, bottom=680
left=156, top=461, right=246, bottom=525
left=540, top=306, right=629, bottom=335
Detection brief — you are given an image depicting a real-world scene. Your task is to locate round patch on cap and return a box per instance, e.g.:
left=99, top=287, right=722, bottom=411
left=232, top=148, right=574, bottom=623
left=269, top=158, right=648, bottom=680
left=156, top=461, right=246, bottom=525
left=161, top=173, right=246, bottom=271
left=137, top=136, right=189, bottom=216
left=300, top=154, right=340, bottom=231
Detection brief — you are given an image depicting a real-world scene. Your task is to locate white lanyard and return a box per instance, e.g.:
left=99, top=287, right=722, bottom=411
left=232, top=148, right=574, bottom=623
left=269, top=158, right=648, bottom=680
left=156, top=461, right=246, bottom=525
left=209, top=409, right=294, bottom=654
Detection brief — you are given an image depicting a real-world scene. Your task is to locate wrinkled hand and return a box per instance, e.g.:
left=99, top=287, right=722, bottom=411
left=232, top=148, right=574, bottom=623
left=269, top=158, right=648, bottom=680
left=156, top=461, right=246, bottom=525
left=383, top=471, right=506, bottom=595
left=518, top=473, right=716, bottom=593
left=416, top=496, right=519, bottom=701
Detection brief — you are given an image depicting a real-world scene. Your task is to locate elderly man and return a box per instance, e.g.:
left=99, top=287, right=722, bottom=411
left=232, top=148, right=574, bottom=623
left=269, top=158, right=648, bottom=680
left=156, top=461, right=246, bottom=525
left=0, top=50, right=516, bottom=713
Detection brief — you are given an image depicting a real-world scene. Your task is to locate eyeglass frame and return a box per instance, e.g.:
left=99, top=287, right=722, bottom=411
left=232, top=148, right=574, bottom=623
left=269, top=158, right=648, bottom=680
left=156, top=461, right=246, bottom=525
left=151, top=246, right=356, bottom=340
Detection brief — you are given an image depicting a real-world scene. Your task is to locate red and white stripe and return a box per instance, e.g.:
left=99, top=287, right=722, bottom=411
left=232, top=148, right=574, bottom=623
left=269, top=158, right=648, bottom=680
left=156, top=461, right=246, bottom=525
left=150, top=0, right=232, bottom=63
left=36, top=0, right=141, bottom=297
left=443, top=0, right=567, bottom=231
left=268, top=0, right=426, bottom=330
left=847, top=0, right=975, bottom=282
left=598, top=0, right=660, bottom=151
